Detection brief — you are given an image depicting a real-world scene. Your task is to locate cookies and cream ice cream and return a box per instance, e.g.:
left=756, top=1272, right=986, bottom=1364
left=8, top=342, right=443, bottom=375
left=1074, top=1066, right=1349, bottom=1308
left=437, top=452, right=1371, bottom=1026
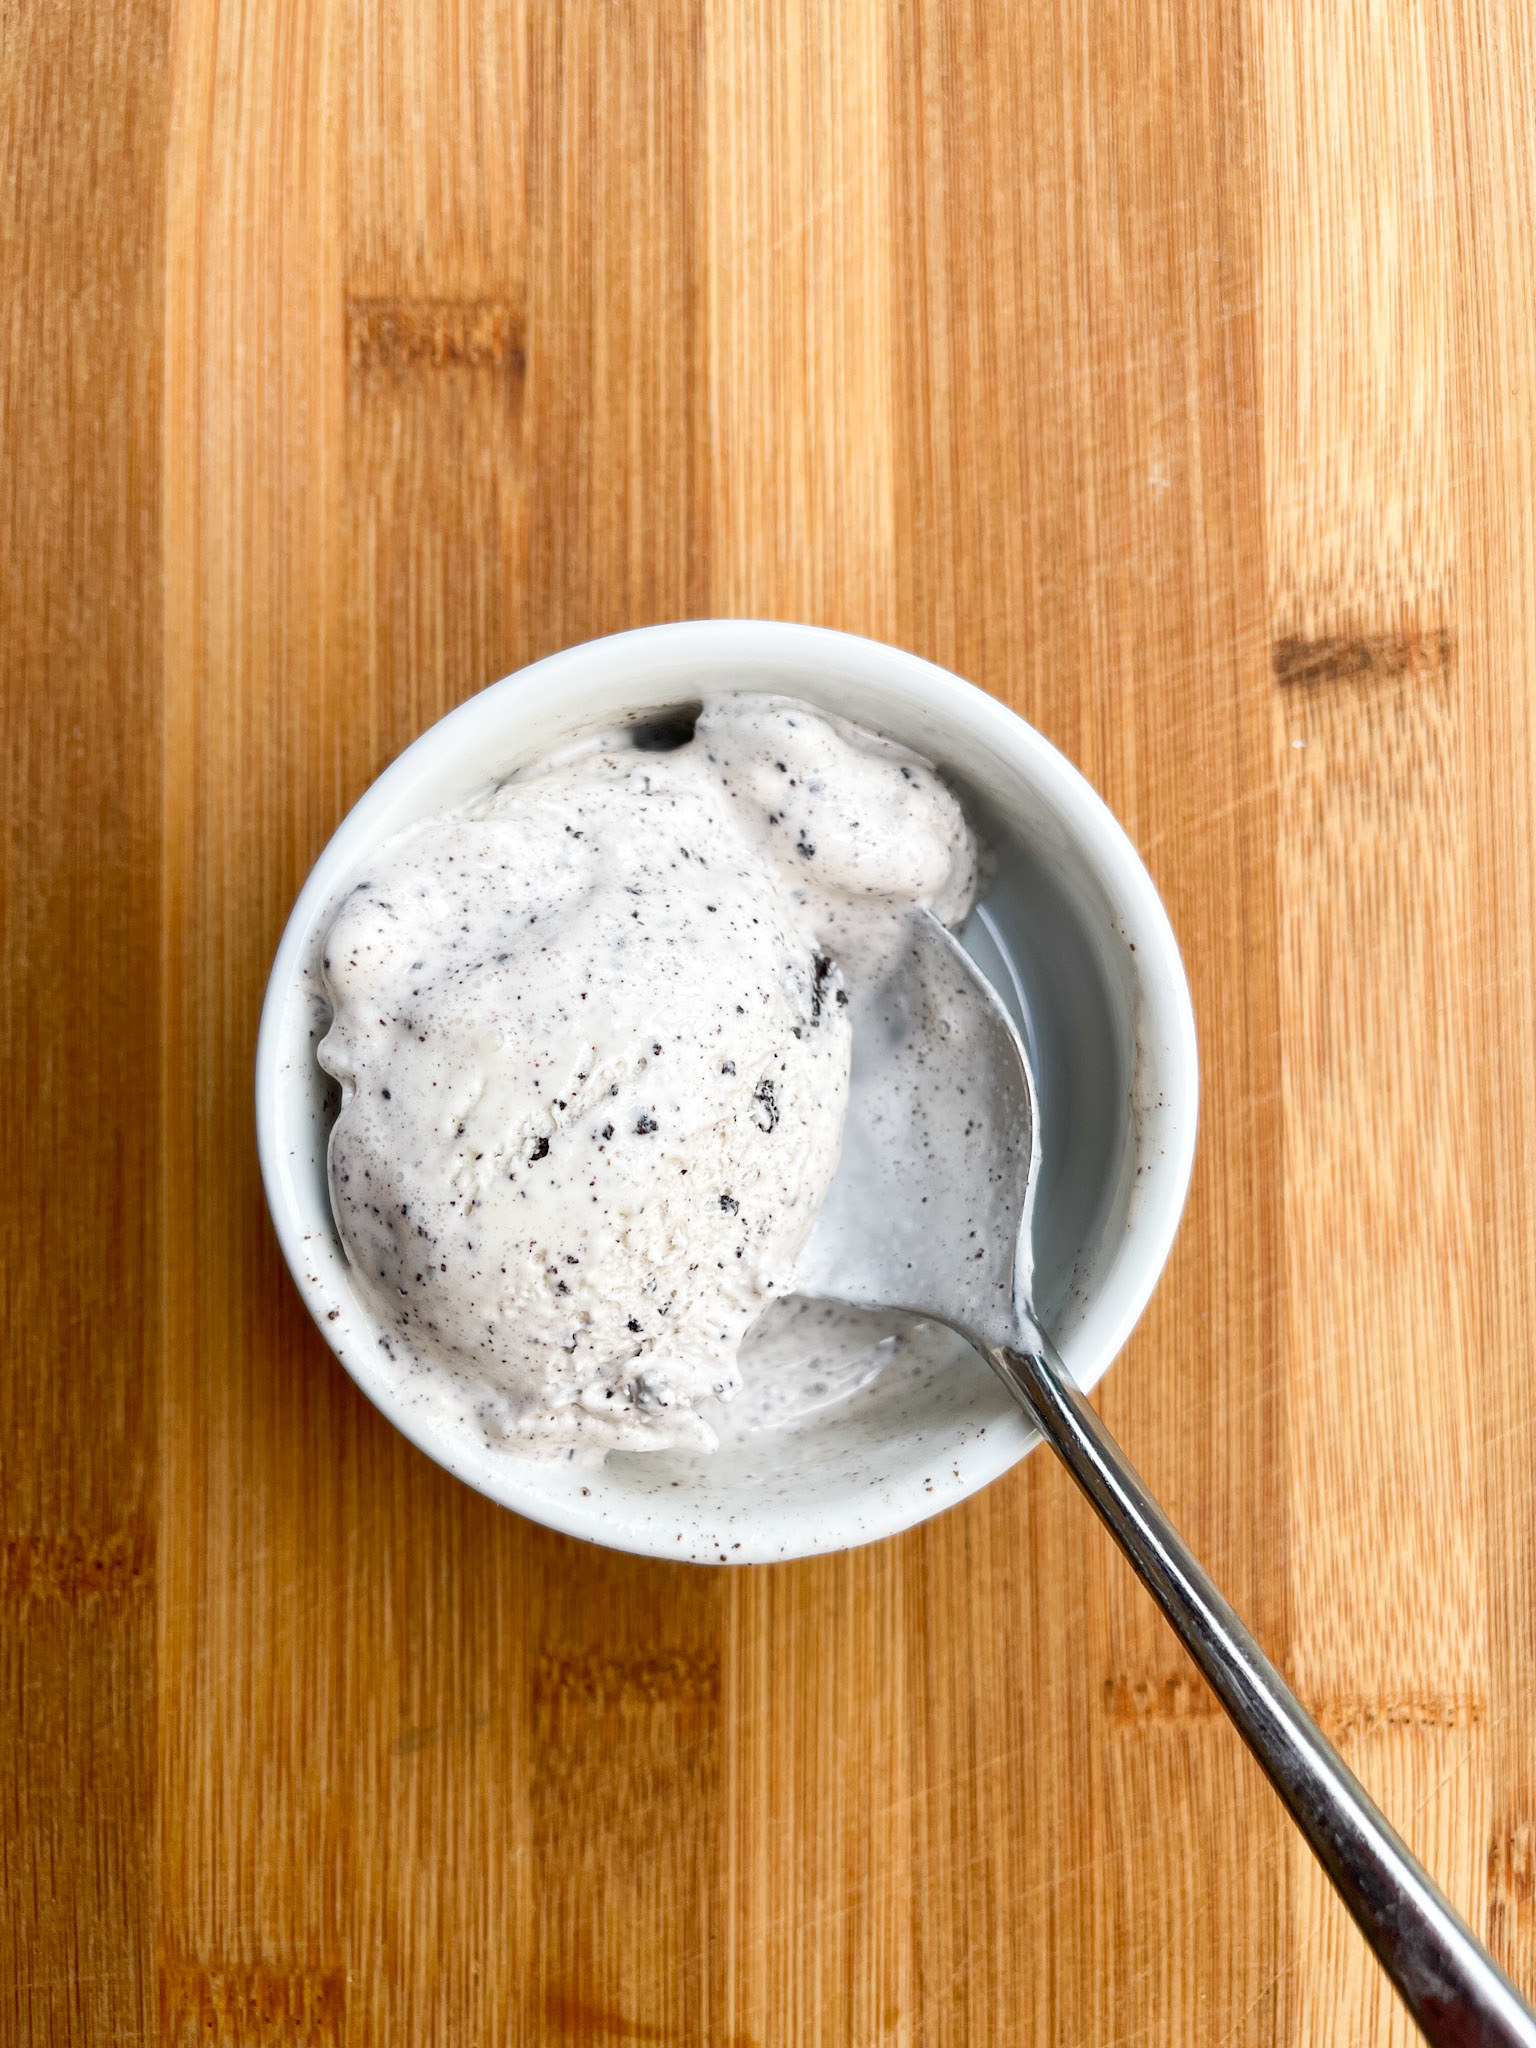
left=316, top=696, right=977, bottom=1453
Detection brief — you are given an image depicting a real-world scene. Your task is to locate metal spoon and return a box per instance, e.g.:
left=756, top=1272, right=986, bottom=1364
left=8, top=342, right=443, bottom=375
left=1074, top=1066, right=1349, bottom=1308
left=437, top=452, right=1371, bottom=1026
left=796, top=905, right=1536, bottom=2048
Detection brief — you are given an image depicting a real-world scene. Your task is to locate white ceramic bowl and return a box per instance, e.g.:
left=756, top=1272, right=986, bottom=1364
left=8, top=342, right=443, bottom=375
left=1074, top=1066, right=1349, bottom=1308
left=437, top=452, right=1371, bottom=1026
left=257, top=622, right=1198, bottom=1562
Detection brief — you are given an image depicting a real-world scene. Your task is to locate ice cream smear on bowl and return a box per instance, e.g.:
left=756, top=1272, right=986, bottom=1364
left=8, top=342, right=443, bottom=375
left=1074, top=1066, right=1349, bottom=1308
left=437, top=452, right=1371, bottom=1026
left=316, top=696, right=979, bottom=1456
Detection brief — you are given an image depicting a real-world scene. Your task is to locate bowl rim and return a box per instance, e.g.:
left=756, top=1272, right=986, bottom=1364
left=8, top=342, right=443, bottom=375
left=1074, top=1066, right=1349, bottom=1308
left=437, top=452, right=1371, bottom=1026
left=255, top=620, right=1199, bottom=1561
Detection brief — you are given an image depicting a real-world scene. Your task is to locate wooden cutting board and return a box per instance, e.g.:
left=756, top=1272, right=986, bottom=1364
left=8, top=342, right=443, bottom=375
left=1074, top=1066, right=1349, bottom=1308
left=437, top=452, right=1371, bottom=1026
left=5, top=3, right=1534, bottom=2041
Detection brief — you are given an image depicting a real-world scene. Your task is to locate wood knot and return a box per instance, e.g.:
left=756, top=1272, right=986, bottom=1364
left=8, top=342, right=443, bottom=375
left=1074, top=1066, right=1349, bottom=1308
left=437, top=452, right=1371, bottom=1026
left=159, top=1954, right=344, bottom=2043
left=347, top=296, right=525, bottom=375
left=1309, top=1690, right=1484, bottom=1739
left=1102, top=1671, right=1219, bottom=1725
left=1, top=1523, right=150, bottom=1606
left=1272, top=628, right=1454, bottom=687
left=530, top=1648, right=720, bottom=1716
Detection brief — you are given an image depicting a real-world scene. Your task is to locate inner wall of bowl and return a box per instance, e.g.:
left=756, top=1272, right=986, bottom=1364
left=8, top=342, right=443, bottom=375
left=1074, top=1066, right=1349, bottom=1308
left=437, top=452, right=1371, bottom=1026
left=263, top=627, right=1166, bottom=1559
left=969, top=804, right=1134, bottom=1331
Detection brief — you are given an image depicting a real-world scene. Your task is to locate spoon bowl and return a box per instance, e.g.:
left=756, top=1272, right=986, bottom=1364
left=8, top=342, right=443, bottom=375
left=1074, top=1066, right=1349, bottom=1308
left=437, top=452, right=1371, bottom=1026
left=796, top=907, right=1038, bottom=1346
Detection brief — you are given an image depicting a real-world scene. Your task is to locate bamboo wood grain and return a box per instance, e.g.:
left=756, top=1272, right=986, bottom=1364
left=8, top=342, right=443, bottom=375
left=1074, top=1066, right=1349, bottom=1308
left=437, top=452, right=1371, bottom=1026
left=5, top=2, right=1534, bottom=2042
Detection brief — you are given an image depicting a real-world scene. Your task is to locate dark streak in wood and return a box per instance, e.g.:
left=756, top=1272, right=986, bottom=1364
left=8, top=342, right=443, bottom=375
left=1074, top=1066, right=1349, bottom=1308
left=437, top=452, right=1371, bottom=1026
left=1489, top=1822, right=1534, bottom=1906
left=542, top=1986, right=758, bottom=2047
left=1489, top=1822, right=1536, bottom=1957
left=1273, top=628, right=1455, bottom=686
left=2, top=0, right=166, bottom=2029
left=394, top=1708, right=489, bottom=1757
left=347, top=295, right=526, bottom=375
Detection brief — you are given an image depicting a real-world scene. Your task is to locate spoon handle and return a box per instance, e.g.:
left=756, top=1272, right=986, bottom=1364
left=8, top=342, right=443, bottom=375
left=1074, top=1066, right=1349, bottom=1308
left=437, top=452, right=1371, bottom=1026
left=986, top=1331, right=1536, bottom=2048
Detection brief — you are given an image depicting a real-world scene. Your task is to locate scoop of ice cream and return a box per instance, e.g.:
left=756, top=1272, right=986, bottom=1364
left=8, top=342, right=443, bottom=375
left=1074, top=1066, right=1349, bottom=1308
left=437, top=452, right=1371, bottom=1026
left=318, top=747, right=850, bottom=1452
left=317, top=695, right=978, bottom=1455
